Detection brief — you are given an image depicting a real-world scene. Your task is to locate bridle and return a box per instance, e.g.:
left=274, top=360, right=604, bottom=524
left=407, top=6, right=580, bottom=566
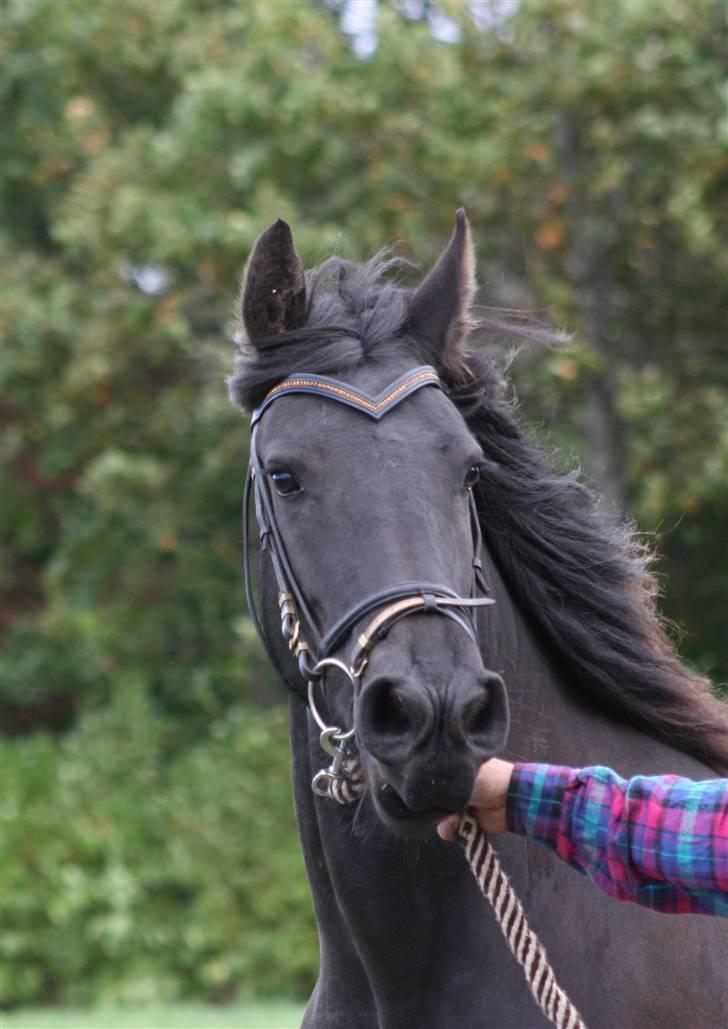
left=243, top=364, right=495, bottom=798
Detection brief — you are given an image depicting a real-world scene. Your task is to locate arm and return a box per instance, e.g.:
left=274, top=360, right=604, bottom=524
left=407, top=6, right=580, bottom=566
left=439, top=760, right=728, bottom=916
left=508, top=763, right=728, bottom=914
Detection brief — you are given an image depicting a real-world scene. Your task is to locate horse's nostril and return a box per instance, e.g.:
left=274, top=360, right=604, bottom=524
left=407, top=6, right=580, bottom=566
left=462, top=693, right=491, bottom=737
left=458, top=672, right=509, bottom=756
left=358, top=670, right=507, bottom=760
left=365, top=680, right=411, bottom=738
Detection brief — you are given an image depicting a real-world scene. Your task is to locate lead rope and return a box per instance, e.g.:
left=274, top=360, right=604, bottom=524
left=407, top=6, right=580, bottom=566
left=330, top=758, right=588, bottom=1029
left=456, top=813, right=588, bottom=1029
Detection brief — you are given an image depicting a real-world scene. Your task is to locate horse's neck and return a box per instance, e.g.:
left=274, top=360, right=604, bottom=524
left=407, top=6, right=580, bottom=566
left=482, top=548, right=715, bottom=780
left=289, top=554, right=725, bottom=1028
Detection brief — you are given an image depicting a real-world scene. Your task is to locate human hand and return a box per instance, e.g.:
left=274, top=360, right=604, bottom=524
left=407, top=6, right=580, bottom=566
left=437, top=758, right=514, bottom=840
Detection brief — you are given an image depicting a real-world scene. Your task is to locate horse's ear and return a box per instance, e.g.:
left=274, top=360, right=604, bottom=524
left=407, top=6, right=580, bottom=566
left=241, top=219, right=307, bottom=341
left=407, top=209, right=476, bottom=374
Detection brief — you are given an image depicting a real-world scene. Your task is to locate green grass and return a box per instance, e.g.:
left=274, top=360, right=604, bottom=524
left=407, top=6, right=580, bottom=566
left=0, top=1003, right=306, bottom=1029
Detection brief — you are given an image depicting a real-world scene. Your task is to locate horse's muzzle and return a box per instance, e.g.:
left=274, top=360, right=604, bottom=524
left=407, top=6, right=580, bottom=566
left=357, top=667, right=509, bottom=832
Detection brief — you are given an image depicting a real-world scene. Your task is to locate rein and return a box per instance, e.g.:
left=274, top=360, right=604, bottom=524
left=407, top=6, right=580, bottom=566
left=243, top=364, right=587, bottom=1029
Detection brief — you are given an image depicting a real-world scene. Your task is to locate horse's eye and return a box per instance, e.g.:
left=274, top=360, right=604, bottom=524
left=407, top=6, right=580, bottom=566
left=464, top=464, right=481, bottom=489
left=271, top=470, right=302, bottom=497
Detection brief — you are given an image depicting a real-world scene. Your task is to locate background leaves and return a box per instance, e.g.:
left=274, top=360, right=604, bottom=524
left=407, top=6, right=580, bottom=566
left=2, top=0, right=726, bottom=1006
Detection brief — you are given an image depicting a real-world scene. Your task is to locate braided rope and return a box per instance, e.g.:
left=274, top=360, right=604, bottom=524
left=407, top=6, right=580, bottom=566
left=326, top=759, right=588, bottom=1029
left=458, top=814, right=587, bottom=1029
left=329, top=758, right=366, bottom=805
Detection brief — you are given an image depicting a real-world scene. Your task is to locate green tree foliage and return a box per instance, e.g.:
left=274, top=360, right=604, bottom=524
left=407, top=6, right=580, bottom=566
left=2, top=0, right=726, bottom=1005
left=1, top=697, right=316, bottom=1005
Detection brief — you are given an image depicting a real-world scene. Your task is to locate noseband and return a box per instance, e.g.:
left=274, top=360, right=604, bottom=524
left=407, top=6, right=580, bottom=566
left=243, top=365, right=494, bottom=797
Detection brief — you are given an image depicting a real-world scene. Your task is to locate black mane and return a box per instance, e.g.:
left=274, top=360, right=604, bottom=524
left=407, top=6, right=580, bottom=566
left=229, top=255, right=728, bottom=773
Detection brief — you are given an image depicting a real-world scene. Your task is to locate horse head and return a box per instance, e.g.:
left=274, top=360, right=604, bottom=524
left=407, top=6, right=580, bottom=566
left=235, top=213, right=509, bottom=835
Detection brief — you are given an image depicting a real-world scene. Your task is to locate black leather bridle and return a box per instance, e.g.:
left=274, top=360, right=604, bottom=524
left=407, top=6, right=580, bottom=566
left=243, top=365, right=495, bottom=796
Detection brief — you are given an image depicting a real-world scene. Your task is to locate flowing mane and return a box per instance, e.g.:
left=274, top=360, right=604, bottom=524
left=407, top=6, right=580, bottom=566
left=229, top=253, right=728, bottom=774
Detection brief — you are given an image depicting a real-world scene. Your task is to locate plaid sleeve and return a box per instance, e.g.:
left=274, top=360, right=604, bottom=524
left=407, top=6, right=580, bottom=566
left=506, top=763, right=728, bottom=916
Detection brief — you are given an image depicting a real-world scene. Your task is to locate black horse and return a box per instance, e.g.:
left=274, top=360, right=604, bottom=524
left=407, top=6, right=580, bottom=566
left=230, top=214, right=728, bottom=1028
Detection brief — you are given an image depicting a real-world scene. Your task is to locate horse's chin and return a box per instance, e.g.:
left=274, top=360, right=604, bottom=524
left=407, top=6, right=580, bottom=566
left=369, top=778, right=454, bottom=838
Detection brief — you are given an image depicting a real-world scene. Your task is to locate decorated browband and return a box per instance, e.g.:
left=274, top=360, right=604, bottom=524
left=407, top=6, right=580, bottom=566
left=250, top=365, right=441, bottom=426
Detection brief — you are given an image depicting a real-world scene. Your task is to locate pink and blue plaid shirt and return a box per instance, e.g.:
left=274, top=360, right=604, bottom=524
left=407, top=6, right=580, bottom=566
left=507, top=763, right=728, bottom=916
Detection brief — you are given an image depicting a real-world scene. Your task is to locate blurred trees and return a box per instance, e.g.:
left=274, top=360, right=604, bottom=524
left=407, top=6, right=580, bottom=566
left=2, top=0, right=726, bottom=1005
left=3, top=0, right=726, bottom=726
left=2, top=698, right=316, bottom=1005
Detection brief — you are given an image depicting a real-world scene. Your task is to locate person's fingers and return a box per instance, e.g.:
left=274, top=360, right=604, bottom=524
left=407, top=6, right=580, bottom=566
left=437, top=813, right=461, bottom=841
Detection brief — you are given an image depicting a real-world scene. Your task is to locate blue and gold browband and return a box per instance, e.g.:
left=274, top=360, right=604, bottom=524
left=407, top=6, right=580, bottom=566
left=250, top=365, right=441, bottom=426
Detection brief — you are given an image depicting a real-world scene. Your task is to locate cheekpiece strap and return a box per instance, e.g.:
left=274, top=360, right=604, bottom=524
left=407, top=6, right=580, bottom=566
left=251, top=365, right=441, bottom=426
